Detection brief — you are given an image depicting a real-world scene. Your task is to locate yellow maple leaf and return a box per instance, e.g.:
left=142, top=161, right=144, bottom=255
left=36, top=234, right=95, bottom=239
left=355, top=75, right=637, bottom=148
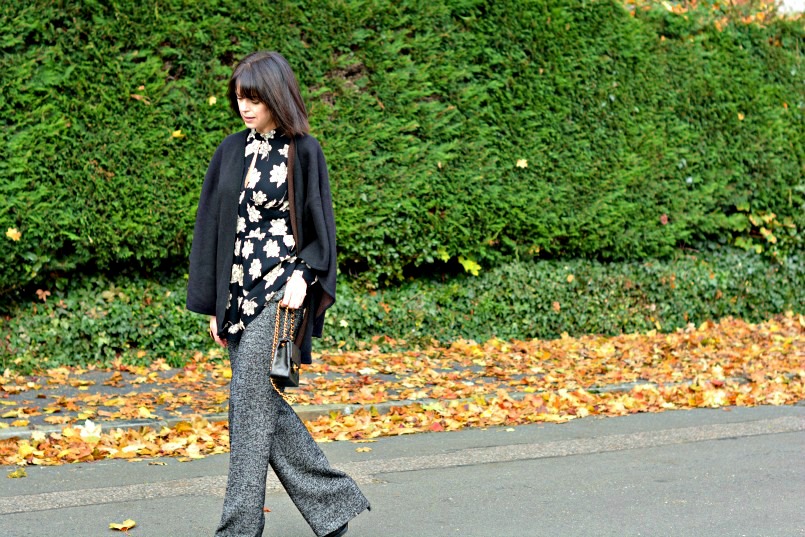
left=208, top=96, right=217, bottom=106
left=171, top=129, right=185, bottom=139
left=5, top=228, right=21, bottom=241
left=7, top=468, right=27, bottom=479
left=516, top=159, right=528, bottom=168
left=457, top=256, right=481, bottom=276
left=17, top=441, right=36, bottom=458
left=109, top=519, right=137, bottom=531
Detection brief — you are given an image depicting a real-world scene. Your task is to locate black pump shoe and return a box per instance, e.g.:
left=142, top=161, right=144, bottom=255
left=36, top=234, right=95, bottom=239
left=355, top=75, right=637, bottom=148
left=325, top=523, right=348, bottom=537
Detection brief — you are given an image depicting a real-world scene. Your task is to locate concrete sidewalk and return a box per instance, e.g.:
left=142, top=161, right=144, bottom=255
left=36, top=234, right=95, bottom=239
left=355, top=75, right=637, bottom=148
left=1, top=404, right=803, bottom=537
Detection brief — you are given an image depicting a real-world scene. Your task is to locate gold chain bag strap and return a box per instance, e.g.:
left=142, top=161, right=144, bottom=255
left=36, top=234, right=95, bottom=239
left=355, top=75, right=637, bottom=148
left=270, top=305, right=302, bottom=402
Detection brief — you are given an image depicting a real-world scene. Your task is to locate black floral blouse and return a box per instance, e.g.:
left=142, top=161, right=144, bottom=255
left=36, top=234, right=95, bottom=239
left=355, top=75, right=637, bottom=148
left=223, top=129, right=314, bottom=339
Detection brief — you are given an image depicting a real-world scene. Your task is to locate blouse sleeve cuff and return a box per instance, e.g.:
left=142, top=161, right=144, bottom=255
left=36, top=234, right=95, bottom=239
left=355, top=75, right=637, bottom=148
left=293, top=259, right=318, bottom=286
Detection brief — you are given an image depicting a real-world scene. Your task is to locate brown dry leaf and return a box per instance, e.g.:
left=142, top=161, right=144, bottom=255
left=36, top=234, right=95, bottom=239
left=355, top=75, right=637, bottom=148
left=35, top=289, right=51, bottom=302
left=130, top=93, right=151, bottom=105
left=0, top=315, right=802, bottom=466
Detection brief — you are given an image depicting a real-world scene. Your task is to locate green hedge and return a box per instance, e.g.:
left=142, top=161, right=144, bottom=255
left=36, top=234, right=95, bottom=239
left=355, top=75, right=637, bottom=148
left=1, top=0, right=803, bottom=293
left=1, top=248, right=801, bottom=373
left=331, top=247, right=804, bottom=345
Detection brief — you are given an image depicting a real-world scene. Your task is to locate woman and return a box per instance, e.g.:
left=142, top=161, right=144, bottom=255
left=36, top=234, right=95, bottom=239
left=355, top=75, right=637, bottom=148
left=187, top=51, right=370, bottom=537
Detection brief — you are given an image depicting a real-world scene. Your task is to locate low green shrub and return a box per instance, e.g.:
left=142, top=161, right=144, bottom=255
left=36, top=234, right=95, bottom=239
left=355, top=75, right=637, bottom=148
left=1, top=248, right=801, bottom=373
left=0, top=274, right=211, bottom=374
left=324, top=247, right=804, bottom=345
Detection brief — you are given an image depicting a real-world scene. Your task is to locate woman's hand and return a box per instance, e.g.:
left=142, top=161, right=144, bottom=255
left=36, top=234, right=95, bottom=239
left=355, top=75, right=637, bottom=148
left=209, top=316, right=227, bottom=348
left=281, top=271, right=307, bottom=309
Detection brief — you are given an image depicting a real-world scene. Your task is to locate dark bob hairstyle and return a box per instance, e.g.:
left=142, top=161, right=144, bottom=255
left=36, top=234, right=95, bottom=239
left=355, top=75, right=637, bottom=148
left=227, top=51, right=309, bottom=137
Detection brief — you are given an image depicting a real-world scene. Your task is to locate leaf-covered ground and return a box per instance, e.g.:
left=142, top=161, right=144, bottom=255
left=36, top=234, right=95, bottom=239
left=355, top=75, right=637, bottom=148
left=1, top=314, right=802, bottom=466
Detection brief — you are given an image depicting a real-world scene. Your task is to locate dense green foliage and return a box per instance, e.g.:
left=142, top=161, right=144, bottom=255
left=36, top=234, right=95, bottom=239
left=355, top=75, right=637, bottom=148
left=1, top=0, right=803, bottom=293
left=2, top=249, right=802, bottom=373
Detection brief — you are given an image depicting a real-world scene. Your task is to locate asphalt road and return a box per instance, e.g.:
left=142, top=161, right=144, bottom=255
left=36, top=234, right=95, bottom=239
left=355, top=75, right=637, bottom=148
left=1, top=405, right=803, bottom=537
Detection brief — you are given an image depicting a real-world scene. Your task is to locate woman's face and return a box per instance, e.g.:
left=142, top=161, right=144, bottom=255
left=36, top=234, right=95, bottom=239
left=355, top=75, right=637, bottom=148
left=236, top=90, right=276, bottom=133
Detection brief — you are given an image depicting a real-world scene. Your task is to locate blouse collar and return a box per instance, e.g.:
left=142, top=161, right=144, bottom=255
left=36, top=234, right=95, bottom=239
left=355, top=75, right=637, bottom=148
left=247, top=128, right=276, bottom=142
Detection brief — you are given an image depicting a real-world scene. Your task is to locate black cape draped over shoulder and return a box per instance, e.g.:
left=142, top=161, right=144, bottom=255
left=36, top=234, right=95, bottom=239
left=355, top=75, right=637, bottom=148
left=186, top=129, right=337, bottom=364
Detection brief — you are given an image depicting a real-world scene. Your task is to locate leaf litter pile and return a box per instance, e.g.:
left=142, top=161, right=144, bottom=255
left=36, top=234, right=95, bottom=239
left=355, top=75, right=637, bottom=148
left=1, top=314, right=802, bottom=467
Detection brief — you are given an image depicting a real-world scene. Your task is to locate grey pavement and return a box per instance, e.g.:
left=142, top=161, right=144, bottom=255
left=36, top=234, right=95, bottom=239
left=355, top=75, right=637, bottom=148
left=0, top=405, right=803, bottom=537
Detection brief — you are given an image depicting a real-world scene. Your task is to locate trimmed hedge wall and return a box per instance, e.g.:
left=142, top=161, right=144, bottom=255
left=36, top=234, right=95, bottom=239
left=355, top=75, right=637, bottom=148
left=1, top=0, right=803, bottom=293
left=1, top=249, right=802, bottom=373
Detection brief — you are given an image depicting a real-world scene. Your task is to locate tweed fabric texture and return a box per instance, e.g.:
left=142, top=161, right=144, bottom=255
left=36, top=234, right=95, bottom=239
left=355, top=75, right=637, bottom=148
left=215, top=296, right=369, bottom=537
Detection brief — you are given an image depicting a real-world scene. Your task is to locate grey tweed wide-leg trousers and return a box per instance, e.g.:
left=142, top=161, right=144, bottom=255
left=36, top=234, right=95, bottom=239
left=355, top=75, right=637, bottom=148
left=215, top=298, right=370, bottom=537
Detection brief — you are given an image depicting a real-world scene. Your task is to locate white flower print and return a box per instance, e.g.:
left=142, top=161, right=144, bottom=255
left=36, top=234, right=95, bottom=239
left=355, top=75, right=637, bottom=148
left=227, top=131, right=303, bottom=331
left=258, top=140, right=271, bottom=159
left=246, top=168, right=261, bottom=189
left=252, top=190, right=267, bottom=206
left=241, top=240, right=254, bottom=259
left=247, top=204, right=261, bottom=223
left=263, top=239, right=280, bottom=258
left=269, top=218, right=287, bottom=236
left=241, top=298, right=258, bottom=316
left=270, top=162, right=287, bottom=186
left=247, top=129, right=274, bottom=141
left=264, top=265, right=283, bottom=287
left=246, top=228, right=266, bottom=241
left=245, top=139, right=261, bottom=157
left=230, top=264, right=244, bottom=286
left=248, top=258, right=262, bottom=280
